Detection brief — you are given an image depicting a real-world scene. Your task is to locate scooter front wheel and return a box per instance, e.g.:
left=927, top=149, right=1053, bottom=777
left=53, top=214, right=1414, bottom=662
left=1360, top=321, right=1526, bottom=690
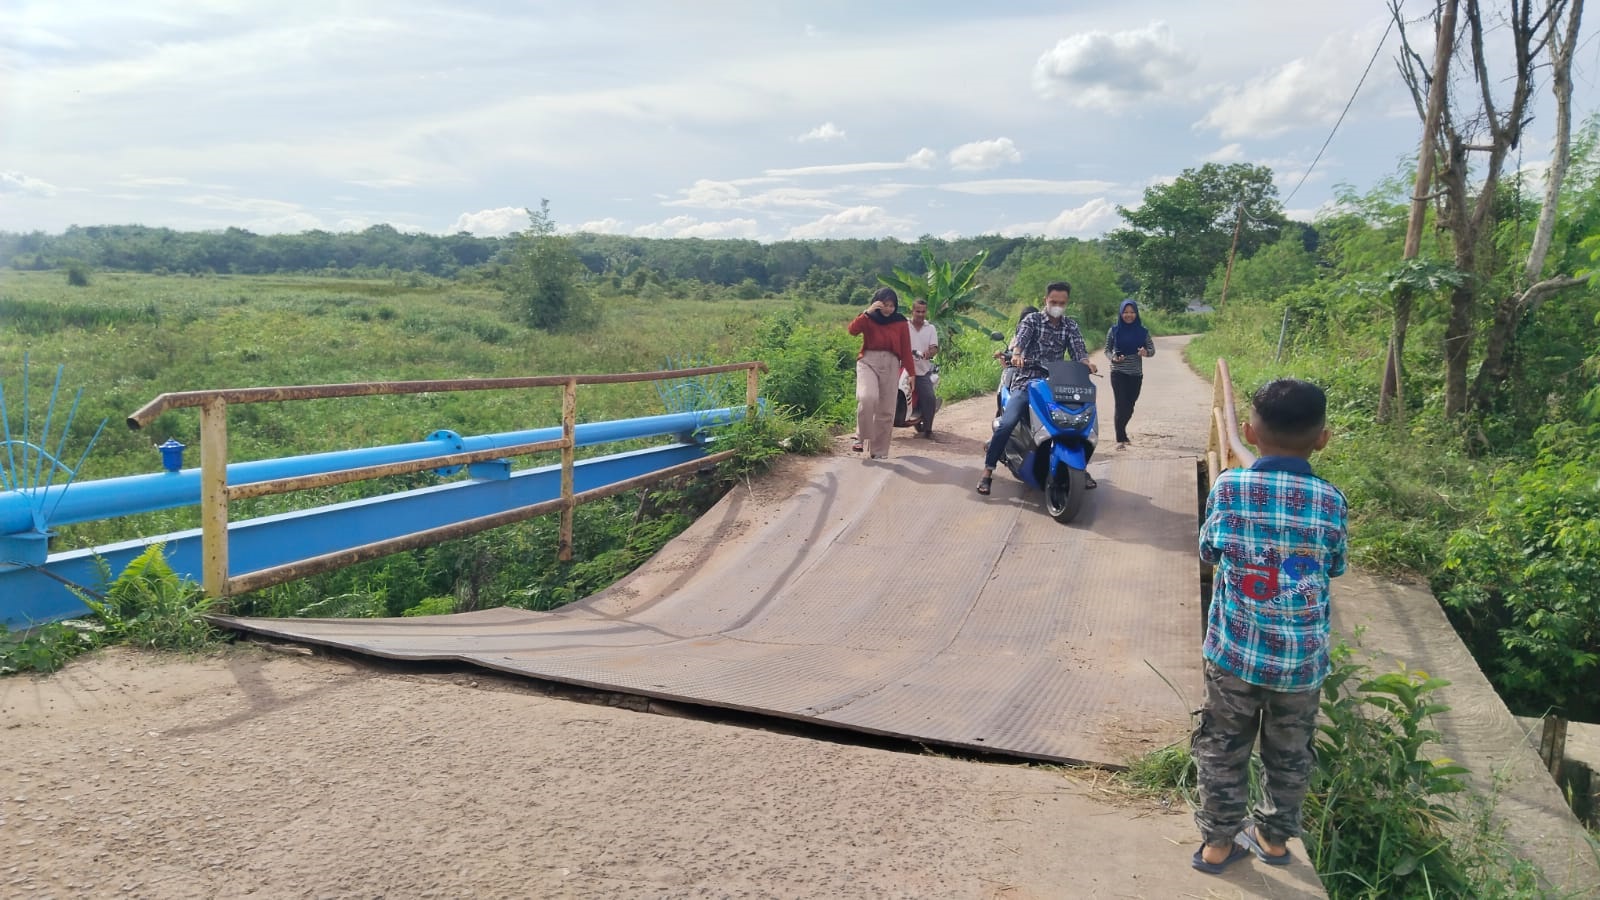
left=1044, top=465, right=1087, bottom=523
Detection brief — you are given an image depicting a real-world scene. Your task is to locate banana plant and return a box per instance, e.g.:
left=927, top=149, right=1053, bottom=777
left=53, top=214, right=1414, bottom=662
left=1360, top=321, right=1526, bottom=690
left=876, top=248, right=999, bottom=335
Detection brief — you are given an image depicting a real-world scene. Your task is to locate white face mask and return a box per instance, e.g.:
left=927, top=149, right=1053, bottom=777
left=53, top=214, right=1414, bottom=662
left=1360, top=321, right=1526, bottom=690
left=1046, top=305, right=1065, bottom=319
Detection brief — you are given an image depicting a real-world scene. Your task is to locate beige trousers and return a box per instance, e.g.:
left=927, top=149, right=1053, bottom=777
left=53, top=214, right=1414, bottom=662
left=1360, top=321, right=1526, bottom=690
left=855, top=350, right=900, bottom=457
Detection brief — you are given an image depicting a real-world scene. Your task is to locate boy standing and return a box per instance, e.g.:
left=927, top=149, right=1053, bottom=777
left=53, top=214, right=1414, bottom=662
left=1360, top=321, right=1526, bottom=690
left=1192, top=379, right=1348, bottom=874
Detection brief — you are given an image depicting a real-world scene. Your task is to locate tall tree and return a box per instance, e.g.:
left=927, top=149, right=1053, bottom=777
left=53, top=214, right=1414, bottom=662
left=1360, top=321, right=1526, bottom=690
left=1469, top=0, right=1589, bottom=414
left=1394, top=0, right=1575, bottom=417
left=1108, top=163, right=1285, bottom=312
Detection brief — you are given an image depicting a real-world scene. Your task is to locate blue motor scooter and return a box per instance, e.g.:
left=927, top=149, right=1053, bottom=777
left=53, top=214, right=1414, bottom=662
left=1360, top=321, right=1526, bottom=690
left=993, top=358, right=1099, bottom=523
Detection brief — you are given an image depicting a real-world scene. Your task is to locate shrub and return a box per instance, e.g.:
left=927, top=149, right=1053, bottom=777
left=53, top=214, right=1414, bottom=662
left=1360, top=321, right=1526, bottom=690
left=81, top=543, right=220, bottom=652
left=502, top=201, right=596, bottom=332
left=1440, top=422, right=1600, bottom=720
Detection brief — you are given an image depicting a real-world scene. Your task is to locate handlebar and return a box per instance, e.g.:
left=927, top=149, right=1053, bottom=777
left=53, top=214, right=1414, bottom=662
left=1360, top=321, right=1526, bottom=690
left=995, top=355, right=1104, bottom=378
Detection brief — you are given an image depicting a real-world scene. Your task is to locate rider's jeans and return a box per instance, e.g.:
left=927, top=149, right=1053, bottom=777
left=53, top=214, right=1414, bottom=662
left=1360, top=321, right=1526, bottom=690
left=985, top=385, right=1030, bottom=469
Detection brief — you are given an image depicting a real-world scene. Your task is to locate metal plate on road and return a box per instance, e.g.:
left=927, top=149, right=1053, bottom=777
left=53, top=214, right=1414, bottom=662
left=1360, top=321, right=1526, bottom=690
left=216, top=455, right=1202, bottom=766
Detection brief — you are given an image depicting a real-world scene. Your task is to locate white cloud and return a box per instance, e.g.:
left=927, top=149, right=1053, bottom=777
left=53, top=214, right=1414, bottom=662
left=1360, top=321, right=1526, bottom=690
left=1196, top=28, right=1384, bottom=139
left=948, top=137, right=1021, bottom=171
left=0, top=171, right=58, bottom=197
left=632, top=215, right=760, bottom=239
left=799, top=121, right=846, bottom=142
left=668, top=179, right=745, bottom=208
left=572, top=217, right=627, bottom=234
left=786, top=206, right=916, bottom=240
left=1203, top=143, right=1245, bottom=163
left=938, top=178, right=1115, bottom=195
left=451, top=206, right=529, bottom=236
left=860, top=182, right=914, bottom=199
left=1033, top=22, right=1196, bottom=110
left=676, top=217, right=760, bottom=239
left=767, top=148, right=937, bottom=177
left=347, top=176, right=422, bottom=189
left=665, top=179, right=842, bottom=211
left=999, top=198, right=1121, bottom=238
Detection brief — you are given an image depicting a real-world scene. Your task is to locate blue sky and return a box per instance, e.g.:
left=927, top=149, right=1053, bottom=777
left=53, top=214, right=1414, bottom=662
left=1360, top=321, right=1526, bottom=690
left=3, top=1, right=1597, bottom=241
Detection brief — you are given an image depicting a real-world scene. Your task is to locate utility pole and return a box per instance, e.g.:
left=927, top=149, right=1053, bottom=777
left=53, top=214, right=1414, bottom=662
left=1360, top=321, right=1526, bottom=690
left=1217, top=203, right=1245, bottom=307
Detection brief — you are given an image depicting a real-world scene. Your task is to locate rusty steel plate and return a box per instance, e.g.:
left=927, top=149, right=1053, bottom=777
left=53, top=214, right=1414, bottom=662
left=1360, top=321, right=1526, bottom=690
left=216, top=451, right=1203, bottom=766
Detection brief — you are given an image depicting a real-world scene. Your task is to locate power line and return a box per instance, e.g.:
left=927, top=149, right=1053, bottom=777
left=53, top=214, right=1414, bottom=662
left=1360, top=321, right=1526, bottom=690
left=1283, top=16, right=1398, bottom=206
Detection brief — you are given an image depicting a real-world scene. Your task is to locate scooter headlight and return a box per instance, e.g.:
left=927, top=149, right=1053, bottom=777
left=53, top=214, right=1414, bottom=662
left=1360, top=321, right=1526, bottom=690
left=1049, top=409, right=1092, bottom=429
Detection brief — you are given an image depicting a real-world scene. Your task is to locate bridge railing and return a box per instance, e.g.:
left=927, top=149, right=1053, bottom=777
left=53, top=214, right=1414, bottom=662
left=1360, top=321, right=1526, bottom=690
left=1201, top=358, right=1255, bottom=629
left=124, top=363, right=765, bottom=601
left=1206, top=358, right=1256, bottom=484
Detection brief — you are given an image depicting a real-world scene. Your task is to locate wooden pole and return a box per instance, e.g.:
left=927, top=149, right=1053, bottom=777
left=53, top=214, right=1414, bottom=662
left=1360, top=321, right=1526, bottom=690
left=559, top=378, right=577, bottom=562
left=199, top=396, right=229, bottom=599
left=1218, top=204, right=1244, bottom=307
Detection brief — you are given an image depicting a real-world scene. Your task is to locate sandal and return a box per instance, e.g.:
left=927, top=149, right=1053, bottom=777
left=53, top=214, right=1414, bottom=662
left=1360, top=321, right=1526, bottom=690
left=976, top=475, right=992, bottom=495
left=1237, top=823, right=1293, bottom=866
left=852, top=441, right=863, bottom=452
left=1192, top=842, right=1251, bottom=875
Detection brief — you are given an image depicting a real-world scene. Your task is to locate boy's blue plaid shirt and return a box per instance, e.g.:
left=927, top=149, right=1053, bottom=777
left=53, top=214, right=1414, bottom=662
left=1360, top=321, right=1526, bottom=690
left=1200, top=458, right=1349, bottom=691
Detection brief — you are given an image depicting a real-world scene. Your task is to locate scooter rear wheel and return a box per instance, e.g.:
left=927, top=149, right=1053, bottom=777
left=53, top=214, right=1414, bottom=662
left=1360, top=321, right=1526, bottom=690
left=1044, top=465, right=1087, bottom=523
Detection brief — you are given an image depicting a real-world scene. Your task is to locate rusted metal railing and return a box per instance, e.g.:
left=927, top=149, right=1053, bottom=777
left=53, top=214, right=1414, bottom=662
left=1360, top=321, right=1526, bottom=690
left=126, top=363, right=765, bottom=600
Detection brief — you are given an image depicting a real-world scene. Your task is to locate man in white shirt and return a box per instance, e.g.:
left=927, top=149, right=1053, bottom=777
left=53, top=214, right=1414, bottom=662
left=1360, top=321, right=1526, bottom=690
left=908, top=299, right=940, bottom=438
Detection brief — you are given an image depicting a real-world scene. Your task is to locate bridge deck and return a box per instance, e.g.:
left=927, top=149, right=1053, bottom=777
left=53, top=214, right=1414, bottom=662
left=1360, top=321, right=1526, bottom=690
left=219, top=441, right=1203, bottom=767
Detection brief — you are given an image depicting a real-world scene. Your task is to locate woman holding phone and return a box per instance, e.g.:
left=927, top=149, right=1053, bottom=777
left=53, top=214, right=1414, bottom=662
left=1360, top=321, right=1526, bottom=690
left=848, top=287, right=917, bottom=459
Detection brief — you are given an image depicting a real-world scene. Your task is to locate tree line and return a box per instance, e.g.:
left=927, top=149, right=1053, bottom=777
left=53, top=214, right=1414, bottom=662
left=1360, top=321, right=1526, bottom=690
left=1, top=223, right=1045, bottom=292
left=2, top=161, right=1310, bottom=318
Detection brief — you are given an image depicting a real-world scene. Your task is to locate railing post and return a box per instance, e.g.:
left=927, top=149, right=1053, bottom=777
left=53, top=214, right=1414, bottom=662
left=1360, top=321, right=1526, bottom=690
left=745, top=364, right=759, bottom=419
left=199, top=396, right=230, bottom=598
left=559, top=377, right=577, bottom=562
left=1209, top=361, right=1223, bottom=473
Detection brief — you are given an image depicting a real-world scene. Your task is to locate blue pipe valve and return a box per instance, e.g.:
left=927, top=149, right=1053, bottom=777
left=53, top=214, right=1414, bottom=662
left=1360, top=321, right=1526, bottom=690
left=156, top=438, right=187, bottom=473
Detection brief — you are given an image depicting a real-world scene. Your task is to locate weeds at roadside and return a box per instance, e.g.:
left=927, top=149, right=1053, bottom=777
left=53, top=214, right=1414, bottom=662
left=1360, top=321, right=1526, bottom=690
left=2, top=544, right=219, bottom=676
left=1116, top=640, right=1574, bottom=899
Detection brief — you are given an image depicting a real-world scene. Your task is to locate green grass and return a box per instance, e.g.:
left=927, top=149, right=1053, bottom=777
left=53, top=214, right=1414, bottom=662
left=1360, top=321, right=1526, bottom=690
left=0, top=270, right=847, bottom=546
left=0, top=270, right=863, bottom=628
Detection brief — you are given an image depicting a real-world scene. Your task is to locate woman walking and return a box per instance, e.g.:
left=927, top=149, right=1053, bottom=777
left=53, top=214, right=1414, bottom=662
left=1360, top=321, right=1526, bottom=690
left=1104, top=299, right=1155, bottom=450
left=848, top=288, right=918, bottom=459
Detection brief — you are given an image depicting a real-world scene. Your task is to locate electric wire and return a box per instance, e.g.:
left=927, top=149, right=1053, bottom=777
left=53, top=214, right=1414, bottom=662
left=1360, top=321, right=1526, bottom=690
left=1283, top=15, right=1399, bottom=206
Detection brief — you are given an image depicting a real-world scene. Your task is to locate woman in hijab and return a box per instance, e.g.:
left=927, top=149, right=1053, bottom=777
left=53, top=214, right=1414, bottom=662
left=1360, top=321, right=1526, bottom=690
left=1104, top=299, right=1156, bottom=450
left=848, top=287, right=918, bottom=459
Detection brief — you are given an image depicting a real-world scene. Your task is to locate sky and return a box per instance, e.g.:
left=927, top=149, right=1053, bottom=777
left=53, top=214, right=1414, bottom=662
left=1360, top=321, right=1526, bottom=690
left=3, top=1, right=1598, bottom=243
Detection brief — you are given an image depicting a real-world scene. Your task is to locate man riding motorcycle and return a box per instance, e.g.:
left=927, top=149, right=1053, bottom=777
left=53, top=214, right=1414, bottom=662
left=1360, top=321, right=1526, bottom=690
left=976, top=281, right=1098, bottom=496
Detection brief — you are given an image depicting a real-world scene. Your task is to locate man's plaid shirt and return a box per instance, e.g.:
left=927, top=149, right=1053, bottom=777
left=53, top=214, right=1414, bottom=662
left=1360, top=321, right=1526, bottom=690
left=1012, top=311, right=1088, bottom=384
left=1199, top=457, right=1348, bottom=692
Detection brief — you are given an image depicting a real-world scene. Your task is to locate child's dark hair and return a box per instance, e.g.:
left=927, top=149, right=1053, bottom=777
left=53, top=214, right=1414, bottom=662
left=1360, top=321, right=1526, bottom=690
left=1252, top=379, right=1327, bottom=447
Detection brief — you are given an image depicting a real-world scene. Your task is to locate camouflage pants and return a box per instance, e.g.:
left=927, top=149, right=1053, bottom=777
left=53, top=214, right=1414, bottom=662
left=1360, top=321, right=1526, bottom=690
left=1191, top=660, right=1319, bottom=848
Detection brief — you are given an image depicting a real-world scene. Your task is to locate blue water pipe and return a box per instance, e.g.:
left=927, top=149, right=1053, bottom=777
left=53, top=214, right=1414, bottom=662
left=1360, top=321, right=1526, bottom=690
left=0, top=406, right=744, bottom=537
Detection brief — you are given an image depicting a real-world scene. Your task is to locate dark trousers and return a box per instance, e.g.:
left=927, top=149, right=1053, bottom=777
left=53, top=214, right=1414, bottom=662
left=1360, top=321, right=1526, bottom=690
left=1110, top=371, right=1143, bottom=443
left=985, top=386, right=1029, bottom=469
left=1192, top=661, right=1320, bottom=847
left=913, top=374, right=937, bottom=432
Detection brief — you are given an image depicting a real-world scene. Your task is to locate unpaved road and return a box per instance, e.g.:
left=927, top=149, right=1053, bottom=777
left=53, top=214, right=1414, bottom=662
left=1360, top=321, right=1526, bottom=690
left=0, top=337, right=1324, bottom=898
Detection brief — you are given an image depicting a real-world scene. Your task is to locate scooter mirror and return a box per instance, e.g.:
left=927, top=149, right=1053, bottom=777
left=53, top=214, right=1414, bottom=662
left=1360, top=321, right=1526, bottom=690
left=989, top=331, right=1005, bottom=341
